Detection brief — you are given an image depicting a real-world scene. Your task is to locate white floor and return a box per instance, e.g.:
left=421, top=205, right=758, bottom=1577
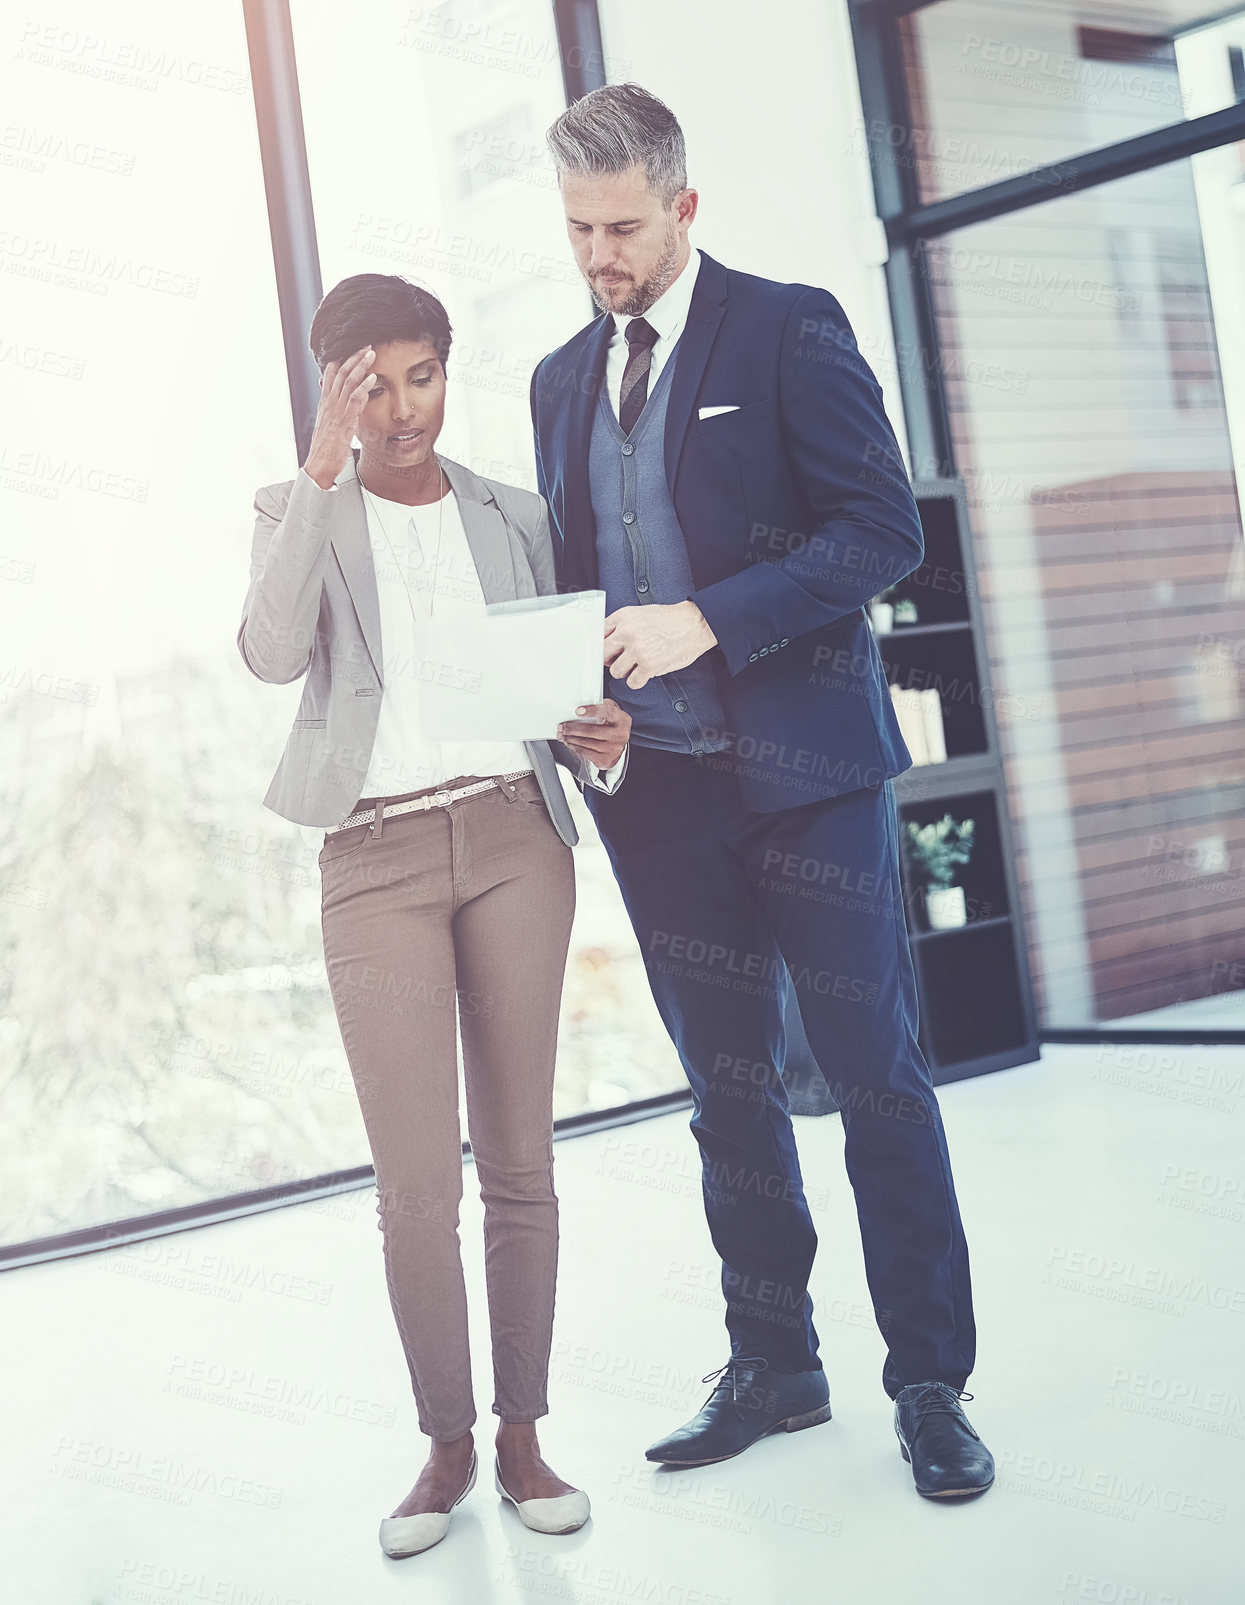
left=6, top=1043, right=1244, bottom=1605
left=1124, top=994, right=1245, bottom=1030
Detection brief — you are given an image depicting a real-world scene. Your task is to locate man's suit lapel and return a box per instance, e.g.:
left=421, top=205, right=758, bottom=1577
left=563, top=314, right=612, bottom=591
left=663, top=249, right=728, bottom=493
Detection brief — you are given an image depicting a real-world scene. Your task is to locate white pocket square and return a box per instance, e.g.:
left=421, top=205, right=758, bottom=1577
left=698, top=404, right=740, bottom=419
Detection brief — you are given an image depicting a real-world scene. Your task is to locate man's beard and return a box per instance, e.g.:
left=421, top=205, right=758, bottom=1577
left=588, top=222, right=682, bottom=317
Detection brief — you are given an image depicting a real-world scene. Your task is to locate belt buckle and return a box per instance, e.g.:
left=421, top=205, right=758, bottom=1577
left=429, top=789, right=453, bottom=809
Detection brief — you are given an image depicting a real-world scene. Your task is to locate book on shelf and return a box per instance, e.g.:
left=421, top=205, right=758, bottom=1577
left=920, top=686, right=947, bottom=763
left=889, top=685, right=947, bottom=766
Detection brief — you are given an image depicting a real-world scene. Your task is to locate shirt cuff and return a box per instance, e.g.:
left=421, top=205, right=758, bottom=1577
left=587, top=750, right=627, bottom=794
left=298, top=465, right=338, bottom=492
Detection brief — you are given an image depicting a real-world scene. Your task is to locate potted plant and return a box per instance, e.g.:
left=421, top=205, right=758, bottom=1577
left=869, top=584, right=897, bottom=634
left=869, top=584, right=918, bottom=633
left=904, top=814, right=975, bottom=930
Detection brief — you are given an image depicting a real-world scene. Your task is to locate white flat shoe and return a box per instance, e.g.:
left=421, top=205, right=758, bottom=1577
left=378, top=1449, right=477, bottom=1558
left=494, top=1457, right=590, bottom=1534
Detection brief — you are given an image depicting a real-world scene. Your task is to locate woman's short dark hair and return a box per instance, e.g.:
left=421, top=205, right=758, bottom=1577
left=308, top=274, right=453, bottom=373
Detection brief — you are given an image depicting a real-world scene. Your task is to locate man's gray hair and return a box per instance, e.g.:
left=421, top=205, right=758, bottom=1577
left=546, top=83, right=687, bottom=206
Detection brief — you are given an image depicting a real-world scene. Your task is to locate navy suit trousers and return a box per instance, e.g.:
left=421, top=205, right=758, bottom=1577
left=585, top=744, right=976, bottom=1398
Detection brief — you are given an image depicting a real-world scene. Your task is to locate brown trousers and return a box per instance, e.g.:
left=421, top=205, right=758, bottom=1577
left=318, top=772, right=575, bottom=1441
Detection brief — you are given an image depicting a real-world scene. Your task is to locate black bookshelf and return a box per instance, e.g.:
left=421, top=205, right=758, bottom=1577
left=781, top=478, right=1039, bottom=1117
left=884, top=478, right=1040, bottom=1084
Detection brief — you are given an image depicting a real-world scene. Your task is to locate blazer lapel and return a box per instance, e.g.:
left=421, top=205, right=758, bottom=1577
left=562, top=314, right=612, bottom=591
left=326, top=450, right=521, bottom=690
left=663, top=248, right=728, bottom=495
left=327, top=453, right=383, bottom=686
left=436, top=453, right=520, bottom=603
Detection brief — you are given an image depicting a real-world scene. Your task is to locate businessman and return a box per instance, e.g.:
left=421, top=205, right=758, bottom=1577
left=531, top=83, right=993, bottom=1499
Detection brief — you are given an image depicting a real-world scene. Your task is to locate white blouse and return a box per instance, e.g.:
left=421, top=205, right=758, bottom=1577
left=356, top=481, right=622, bottom=799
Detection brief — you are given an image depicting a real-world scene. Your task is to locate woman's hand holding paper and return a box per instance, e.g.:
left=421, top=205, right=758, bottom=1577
left=556, top=699, right=631, bottom=767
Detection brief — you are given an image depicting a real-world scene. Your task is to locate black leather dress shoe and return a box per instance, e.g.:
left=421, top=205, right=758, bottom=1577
left=645, top=1357, right=831, bottom=1467
left=893, top=1382, right=994, bottom=1497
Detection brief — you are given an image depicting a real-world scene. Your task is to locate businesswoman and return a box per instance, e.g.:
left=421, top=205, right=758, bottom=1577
left=236, top=274, right=629, bottom=1558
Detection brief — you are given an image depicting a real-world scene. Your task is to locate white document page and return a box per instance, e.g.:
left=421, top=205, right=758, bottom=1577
left=417, top=590, right=606, bottom=742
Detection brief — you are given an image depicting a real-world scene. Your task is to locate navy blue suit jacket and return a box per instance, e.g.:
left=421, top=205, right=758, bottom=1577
left=529, top=248, right=924, bottom=812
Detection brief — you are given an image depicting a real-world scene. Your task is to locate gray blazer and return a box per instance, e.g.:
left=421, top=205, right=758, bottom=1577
left=237, top=449, right=620, bottom=844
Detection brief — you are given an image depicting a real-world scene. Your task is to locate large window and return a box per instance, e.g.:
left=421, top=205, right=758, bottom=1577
left=0, top=4, right=319, bottom=1245
left=0, top=0, right=681, bottom=1253
left=291, top=0, right=592, bottom=491
left=900, top=0, right=1245, bottom=201
left=858, top=0, right=1245, bottom=1029
left=927, top=156, right=1245, bottom=1025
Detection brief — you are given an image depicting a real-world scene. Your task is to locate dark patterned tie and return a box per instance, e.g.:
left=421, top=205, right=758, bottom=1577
left=618, top=316, right=660, bottom=436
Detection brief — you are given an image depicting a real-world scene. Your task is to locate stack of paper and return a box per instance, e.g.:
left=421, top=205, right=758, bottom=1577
left=418, top=590, right=606, bottom=742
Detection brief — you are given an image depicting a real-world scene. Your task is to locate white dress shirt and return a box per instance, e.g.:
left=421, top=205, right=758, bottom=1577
left=604, top=246, right=704, bottom=420
left=349, top=479, right=624, bottom=798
